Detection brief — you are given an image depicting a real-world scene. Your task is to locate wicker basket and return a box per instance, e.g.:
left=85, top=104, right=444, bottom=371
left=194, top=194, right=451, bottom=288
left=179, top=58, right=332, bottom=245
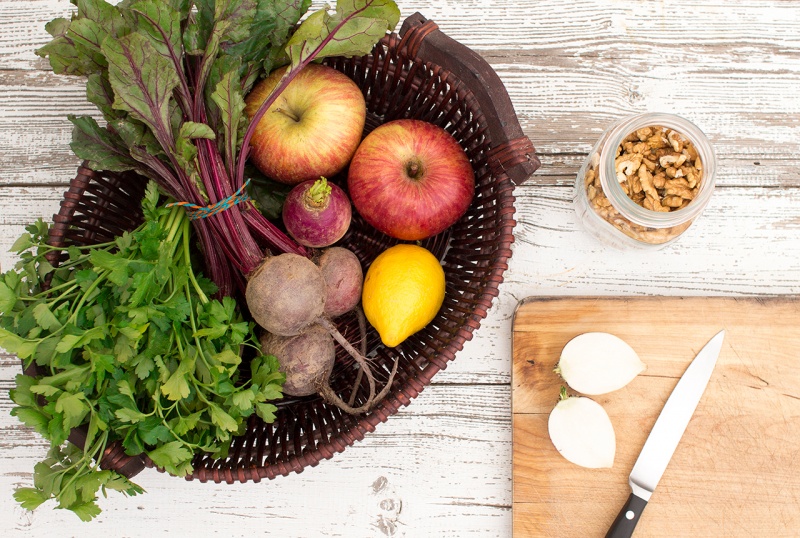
left=39, top=13, right=540, bottom=483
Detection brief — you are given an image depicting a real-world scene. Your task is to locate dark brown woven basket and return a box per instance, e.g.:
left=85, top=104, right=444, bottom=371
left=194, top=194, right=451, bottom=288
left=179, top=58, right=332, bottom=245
left=39, top=13, right=540, bottom=484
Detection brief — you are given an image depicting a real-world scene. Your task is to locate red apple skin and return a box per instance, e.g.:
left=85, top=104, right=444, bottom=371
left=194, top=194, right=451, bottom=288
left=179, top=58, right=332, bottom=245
left=244, top=64, right=366, bottom=185
left=347, top=119, right=475, bottom=240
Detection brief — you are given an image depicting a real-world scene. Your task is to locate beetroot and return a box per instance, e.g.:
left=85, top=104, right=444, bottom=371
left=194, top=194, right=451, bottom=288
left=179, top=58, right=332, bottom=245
left=318, top=247, right=363, bottom=317
left=282, top=177, right=352, bottom=248
left=246, top=253, right=325, bottom=336
left=260, top=326, right=335, bottom=397
left=247, top=251, right=395, bottom=414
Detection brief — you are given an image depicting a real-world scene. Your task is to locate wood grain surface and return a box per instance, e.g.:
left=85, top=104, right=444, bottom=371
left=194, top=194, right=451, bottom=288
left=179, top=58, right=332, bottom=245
left=512, top=297, right=800, bottom=537
left=1, top=1, right=800, bottom=537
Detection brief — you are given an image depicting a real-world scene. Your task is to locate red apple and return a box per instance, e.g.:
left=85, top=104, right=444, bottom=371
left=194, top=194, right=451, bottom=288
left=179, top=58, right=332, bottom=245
left=347, top=119, right=475, bottom=240
left=244, top=63, right=366, bottom=185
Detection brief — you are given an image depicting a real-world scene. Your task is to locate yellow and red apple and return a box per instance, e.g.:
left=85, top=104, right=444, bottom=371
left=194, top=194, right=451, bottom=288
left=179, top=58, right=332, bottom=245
left=244, top=64, right=366, bottom=185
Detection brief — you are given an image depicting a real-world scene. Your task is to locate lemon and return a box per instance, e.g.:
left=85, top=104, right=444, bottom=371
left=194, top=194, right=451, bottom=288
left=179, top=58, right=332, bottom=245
left=362, top=244, right=446, bottom=347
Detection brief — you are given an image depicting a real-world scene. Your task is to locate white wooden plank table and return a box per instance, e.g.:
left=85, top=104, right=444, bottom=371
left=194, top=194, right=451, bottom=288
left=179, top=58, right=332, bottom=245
left=2, top=1, right=799, bottom=536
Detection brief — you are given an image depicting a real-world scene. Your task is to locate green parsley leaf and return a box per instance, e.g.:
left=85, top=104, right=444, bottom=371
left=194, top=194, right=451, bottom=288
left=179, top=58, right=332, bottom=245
left=70, top=500, right=103, bottom=522
left=0, top=329, right=37, bottom=359
left=55, top=392, right=90, bottom=431
left=9, top=374, right=39, bottom=408
left=29, top=384, right=61, bottom=398
left=255, top=402, right=277, bottom=423
left=209, top=403, right=238, bottom=432
left=212, top=348, right=241, bottom=366
left=33, top=303, right=62, bottom=332
left=10, top=408, right=50, bottom=438
left=160, top=361, right=191, bottom=401
left=103, top=473, right=145, bottom=496
left=231, top=388, right=255, bottom=411
left=137, top=416, right=172, bottom=445
left=74, top=469, right=109, bottom=503
left=9, top=232, right=33, bottom=253
left=171, top=409, right=203, bottom=436
left=146, top=441, right=193, bottom=475
left=114, top=407, right=147, bottom=423
left=13, top=488, right=48, bottom=511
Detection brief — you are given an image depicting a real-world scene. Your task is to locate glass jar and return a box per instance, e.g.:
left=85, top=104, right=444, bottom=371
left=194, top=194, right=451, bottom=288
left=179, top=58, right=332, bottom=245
left=573, top=113, right=716, bottom=250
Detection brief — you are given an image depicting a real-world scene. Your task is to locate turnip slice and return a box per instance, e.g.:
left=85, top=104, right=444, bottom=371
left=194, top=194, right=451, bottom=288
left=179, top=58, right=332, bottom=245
left=548, top=388, right=616, bottom=468
left=556, top=332, right=645, bottom=395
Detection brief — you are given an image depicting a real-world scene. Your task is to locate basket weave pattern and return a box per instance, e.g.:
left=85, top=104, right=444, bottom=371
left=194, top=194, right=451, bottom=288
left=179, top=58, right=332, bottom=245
left=42, top=15, right=540, bottom=484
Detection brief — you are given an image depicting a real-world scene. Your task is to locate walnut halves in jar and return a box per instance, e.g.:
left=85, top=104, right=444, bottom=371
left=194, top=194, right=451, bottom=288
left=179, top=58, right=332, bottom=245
left=574, top=113, right=716, bottom=250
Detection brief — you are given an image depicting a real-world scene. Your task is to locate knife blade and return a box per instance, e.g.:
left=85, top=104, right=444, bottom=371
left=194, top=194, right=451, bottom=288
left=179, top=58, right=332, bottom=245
left=605, top=329, right=725, bottom=538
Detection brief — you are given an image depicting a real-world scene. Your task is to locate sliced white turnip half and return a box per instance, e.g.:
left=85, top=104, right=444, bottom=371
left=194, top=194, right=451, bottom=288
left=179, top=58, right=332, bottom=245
left=556, top=332, right=646, bottom=395
left=548, top=387, right=616, bottom=468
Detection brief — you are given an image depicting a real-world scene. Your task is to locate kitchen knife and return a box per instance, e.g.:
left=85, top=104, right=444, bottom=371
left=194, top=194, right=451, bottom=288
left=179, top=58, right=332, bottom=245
left=605, top=330, right=725, bottom=538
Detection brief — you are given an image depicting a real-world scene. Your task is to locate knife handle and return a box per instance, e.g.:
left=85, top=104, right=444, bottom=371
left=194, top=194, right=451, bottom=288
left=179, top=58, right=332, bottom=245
left=605, top=492, right=649, bottom=538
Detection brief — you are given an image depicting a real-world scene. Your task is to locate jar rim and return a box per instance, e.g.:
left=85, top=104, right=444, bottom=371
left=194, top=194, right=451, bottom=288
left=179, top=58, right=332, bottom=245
left=599, top=113, right=716, bottom=227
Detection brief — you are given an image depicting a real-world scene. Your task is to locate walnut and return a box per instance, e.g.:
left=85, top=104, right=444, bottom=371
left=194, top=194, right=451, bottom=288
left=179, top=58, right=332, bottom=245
left=659, top=154, right=687, bottom=168
left=664, top=184, right=695, bottom=200
left=662, top=195, right=685, bottom=208
left=579, top=123, right=705, bottom=245
left=638, top=164, right=657, bottom=199
left=615, top=154, right=643, bottom=182
left=646, top=134, right=669, bottom=150
left=585, top=167, right=597, bottom=188
left=615, top=125, right=702, bottom=212
left=667, top=130, right=685, bottom=152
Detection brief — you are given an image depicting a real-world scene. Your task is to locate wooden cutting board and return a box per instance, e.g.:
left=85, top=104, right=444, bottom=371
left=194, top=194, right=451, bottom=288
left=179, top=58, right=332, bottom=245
left=512, top=297, right=800, bottom=538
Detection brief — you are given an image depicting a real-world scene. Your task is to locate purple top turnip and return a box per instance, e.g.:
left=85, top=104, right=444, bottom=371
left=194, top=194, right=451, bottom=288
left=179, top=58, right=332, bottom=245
left=282, top=177, right=352, bottom=248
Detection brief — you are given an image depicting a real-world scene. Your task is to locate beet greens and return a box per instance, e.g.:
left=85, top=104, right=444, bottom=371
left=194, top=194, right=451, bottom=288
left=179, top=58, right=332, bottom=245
left=39, top=0, right=400, bottom=295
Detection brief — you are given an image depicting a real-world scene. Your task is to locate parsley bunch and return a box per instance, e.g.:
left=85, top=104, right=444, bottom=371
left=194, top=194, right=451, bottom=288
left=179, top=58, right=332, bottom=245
left=0, top=183, right=284, bottom=520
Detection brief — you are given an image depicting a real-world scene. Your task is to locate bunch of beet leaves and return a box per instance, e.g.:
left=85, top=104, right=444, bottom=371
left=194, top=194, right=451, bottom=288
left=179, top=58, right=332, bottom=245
left=0, top=0, right=401, bottom=521
left=40, top=0, right=400, bottom=295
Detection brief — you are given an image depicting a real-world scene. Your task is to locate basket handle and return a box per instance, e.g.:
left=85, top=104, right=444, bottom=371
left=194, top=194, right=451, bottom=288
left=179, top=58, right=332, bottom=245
left=398, top=13, right=541, bottom=185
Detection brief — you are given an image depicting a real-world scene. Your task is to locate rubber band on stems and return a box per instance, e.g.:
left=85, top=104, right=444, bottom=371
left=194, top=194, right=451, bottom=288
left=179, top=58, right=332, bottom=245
left=166, top=180, right=251, bottom=220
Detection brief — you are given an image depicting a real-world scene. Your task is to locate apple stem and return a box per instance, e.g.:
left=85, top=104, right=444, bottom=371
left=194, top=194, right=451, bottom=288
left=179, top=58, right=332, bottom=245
left=275, top=107, right=301, bottom=122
